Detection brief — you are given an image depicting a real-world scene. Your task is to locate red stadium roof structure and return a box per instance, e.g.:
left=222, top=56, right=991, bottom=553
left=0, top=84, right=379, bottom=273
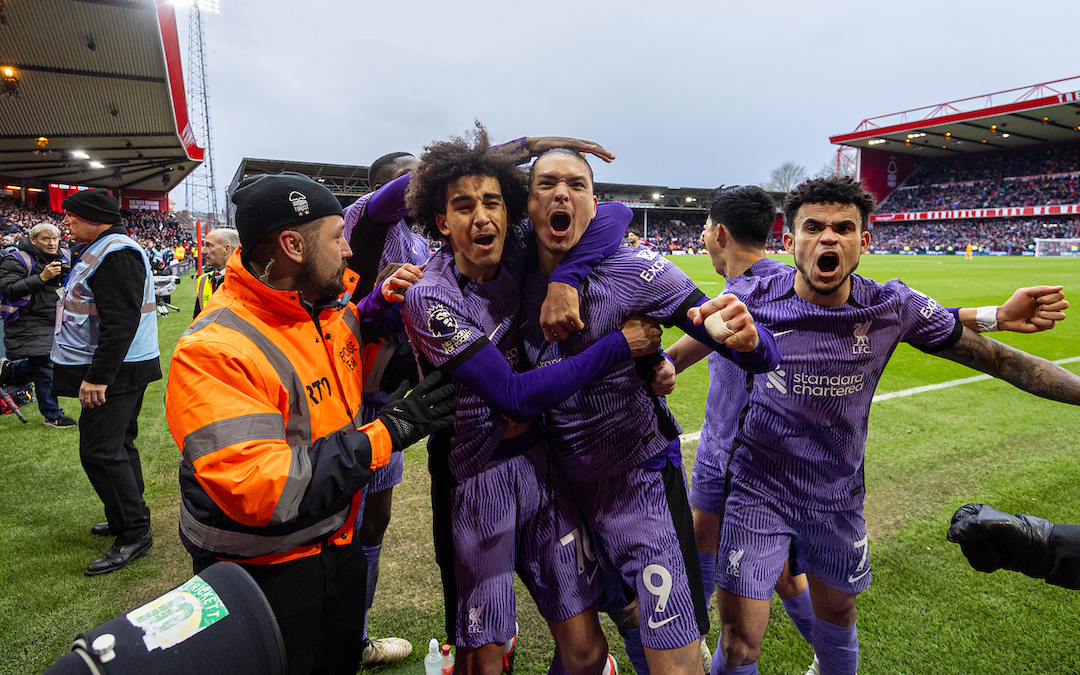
left=828, top=77, right=1080, bottom=208
left=0, top=0, right=202, bottom=194
left=831, top=76, right=1080, bottom=158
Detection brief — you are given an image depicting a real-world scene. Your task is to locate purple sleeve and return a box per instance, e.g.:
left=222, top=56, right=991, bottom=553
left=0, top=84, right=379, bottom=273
left=946, top=306, right=960, bottom=319
left=351, top=284, right=399, bottom=341
left=549, top=201, right=633, bottom=288
left=366, top=173, right=412, bottom=225
left=676, top=295, right=780, bottom=374
left=451, top=331, right=630, bottom=422
left=496, top=137, right=529, bottom=155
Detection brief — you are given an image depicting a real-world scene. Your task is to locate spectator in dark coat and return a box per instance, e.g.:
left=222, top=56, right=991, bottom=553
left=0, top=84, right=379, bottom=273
left=0, top=223, right=74, bottom=427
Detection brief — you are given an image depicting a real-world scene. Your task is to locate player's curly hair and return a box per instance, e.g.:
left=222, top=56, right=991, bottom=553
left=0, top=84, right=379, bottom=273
left=406, top=123, right=529, bottom=242
left=782, top=175, right=876, bottom=232
left=707, top=185, right=776, bottom=246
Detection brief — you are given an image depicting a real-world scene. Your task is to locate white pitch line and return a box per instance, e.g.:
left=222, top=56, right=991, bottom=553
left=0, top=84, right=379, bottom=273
left=678, top=355, right=1080, bottom=445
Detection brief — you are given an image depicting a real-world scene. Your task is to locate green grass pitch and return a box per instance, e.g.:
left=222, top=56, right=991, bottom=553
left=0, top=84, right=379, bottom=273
left=0, top=254, right=1077, bottom=675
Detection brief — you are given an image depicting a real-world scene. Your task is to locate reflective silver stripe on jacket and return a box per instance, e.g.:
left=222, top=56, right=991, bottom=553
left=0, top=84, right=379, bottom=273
left=182, top=307, right=314, bottom=526
left=363, top=341, right=397, bottom=394
left=339, top=309, right=370, bottom=427
left=182, top=413, right=285, bottom=464
left=180, top=502, right=350, bottom=558
left=64, top=239, right=156, bottom=316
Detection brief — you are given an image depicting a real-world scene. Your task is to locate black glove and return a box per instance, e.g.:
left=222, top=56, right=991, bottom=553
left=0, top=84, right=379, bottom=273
left=377, top=370, right=456, bottom=451
left=946, top=503, right=1055, bottom=579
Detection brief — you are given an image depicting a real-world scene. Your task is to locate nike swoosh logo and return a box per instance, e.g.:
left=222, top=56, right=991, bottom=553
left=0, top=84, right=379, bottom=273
left=847, top=568, right=871, bottom=584
left=646, top=613, right=681, bottom=629
left=489, top=325, right=500, bottom=341
left=773, top=330, right=794, bottom=337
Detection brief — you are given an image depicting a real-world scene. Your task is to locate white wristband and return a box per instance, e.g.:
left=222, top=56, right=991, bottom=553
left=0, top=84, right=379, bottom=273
left=975, top=305, right=999, bottom=333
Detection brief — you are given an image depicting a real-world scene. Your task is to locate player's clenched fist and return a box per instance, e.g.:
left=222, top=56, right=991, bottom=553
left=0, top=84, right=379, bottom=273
left=946, top=503, right=1054, bottom=578
left=619, top=314, right=662, bottom=357
left=687, top=294, right=760, bottom=352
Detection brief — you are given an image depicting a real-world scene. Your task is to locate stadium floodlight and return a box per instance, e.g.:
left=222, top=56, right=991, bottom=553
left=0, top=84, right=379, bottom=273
left=1001, top=133, right=1010, bottom=138
left=71, top=150, right=89, bottom=159
left=652, top=193, right=661, bottom=200
left=868, top=138, right=887, bottom=145
left=1, top=65, right=16, bottom=98
left=89, top=161, right=104, bottom=169
left=685, top=197, right=695, bottom=203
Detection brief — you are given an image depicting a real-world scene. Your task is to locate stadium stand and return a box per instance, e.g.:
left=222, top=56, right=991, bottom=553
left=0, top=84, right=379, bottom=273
left=832, top=78, right=1080, bottom=256
left=0, top=196, right=195, bottom=254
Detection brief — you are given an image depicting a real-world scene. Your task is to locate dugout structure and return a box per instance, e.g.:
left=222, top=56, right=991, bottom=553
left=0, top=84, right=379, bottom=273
left=830, top=77, right=1080, bottom=231
left=0, top=0, right=203, bottom=212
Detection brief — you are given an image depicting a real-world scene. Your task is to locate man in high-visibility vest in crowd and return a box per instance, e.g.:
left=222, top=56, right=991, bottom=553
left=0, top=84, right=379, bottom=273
left=165, top=172, right=455, bottom=675
left=52, top=188, right=161, bottom=576
left=169, top=242, right=184, bottom=277
left=192, top=227, right=239, bottom=319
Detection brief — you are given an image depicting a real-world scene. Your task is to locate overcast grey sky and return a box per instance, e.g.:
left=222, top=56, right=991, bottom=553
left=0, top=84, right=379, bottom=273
left=175, top=0, right=1080, bottom=208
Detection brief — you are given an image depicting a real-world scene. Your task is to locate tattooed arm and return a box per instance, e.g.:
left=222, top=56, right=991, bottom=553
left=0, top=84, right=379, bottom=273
left=932, top=326, right=1080, bottom=405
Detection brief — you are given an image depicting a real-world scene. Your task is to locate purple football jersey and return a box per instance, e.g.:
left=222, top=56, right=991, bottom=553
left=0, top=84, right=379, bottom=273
left=521, top=246, right=701, bottom=481
left=697, top=258, right=793, bottom=471
left=402, top=229, right=530, bottom=483
left=380, top=220, right=430, bottom=269
left=725, top=268, right=961, bottom=510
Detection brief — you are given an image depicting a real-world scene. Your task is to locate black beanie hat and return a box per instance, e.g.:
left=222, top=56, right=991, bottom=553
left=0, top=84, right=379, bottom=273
left=62, top=188, right=121, bottom=224
left=231, top=172, right=343, bottom=254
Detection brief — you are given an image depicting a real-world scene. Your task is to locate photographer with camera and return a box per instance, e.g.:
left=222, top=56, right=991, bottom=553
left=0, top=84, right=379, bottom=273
left=0, top=222, right=74, bottom=428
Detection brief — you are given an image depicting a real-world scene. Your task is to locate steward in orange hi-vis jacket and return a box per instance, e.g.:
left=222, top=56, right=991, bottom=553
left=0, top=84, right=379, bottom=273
left=165, top=173, right=453, bottom=675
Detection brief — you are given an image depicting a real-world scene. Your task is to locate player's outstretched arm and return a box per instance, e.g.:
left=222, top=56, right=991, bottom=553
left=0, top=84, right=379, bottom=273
left=450, top=318, right=660, bottom=423
left=955, top=285, right=1068, bottom=334
left=932, top=326, right=1080, bottom=404
left=524, top=136, right=615, bottom=163
left=947, top=503, right=1080, bottom=590
left=678, top=294, right=779, bottom=373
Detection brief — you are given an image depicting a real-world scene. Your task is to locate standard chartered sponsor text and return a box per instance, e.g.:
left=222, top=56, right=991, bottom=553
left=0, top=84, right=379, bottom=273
left=790, top=371, right=865, bottom=397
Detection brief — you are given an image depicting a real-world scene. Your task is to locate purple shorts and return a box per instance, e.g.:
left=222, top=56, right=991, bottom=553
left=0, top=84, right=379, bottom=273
left=715, top=482, right=872, bottom=600
left=433, top=443, right=601, bottom=648
left=689, top=439, right=727, bottom=515
left=574, top=459, right=708, bottom=650
left=365, top=450, right=404, bottom=494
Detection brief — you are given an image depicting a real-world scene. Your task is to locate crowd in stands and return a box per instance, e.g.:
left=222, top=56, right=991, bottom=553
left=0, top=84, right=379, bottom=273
left=622, top=211, right=1080, bottom=256
left=869, top=217, right=1080, bottom=254
left=904, top=142, right=1080, bottom=185
left=631, top=213, right=708, bottom=251
left=1, top=196, right=196, bottom=260
left=879, top=174, right=1078, bottom=212
left=0, top=198, right=56, bottom=236
left=877, top=141, right=1080, bottom=213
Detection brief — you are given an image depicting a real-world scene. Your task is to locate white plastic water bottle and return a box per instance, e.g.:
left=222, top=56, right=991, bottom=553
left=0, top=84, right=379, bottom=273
left=424, top=638, right=441, bottom=675
left=441, top=643, right=454, bottom=674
